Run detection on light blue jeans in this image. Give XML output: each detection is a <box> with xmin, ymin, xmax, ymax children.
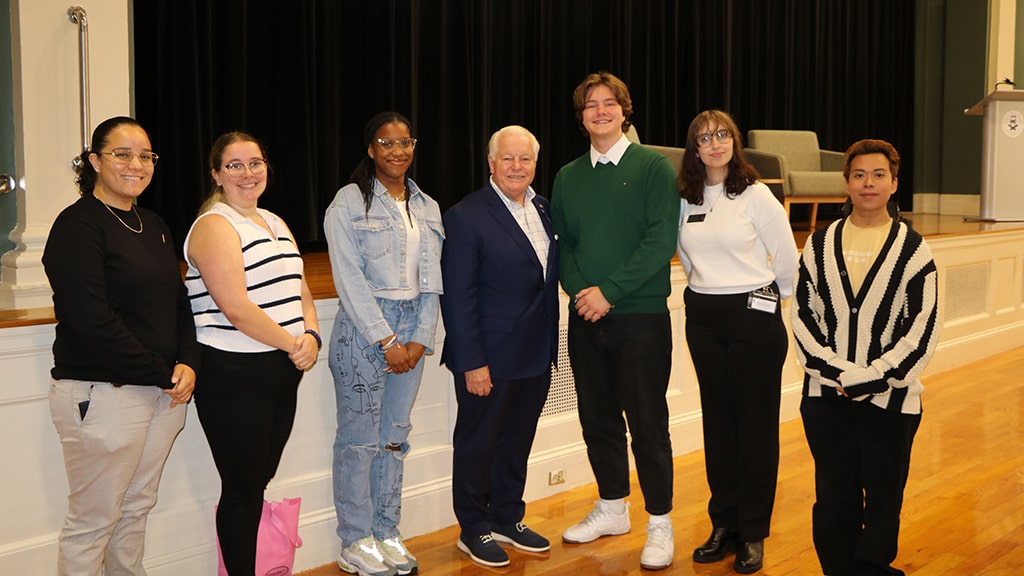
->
<box><xmin>330</xmin><ymin>297</ymin><xmax>425</xmax><ymax>545</ymax></box>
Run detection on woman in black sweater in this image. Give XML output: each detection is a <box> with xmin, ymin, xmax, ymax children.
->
<box><xmin>42</xmin><ymin>116</ymin><xmax>200</xmax><ymax>576</ymax></box>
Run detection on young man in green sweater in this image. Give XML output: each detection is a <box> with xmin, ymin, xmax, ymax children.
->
<box><xmin>551</xmin><ymin>71</ymin><xmax>681</xmax><ymax>571</ymax></box>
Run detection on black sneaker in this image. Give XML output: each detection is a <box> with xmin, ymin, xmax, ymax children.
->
<box><xmin>491</xmin><ymin>522</ymin><xmax>551</xmax><ymax>553</ymax></box>
<box><xmin>457</xmin><ymin>533</ymin><xmax>510</xmax><ymax>567</ymax></box>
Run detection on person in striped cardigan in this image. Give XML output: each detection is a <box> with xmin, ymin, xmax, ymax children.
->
<box><xmin>792</xmin><ymin>139</ymin><xmax>939</xmax><ymax>576</ymax></box>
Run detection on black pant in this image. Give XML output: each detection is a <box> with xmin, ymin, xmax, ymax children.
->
<box><xmin>195</xmin><ymin>345</ymin><xmax>303</xmax><ymax>576</ymax></box>
<box><xmin>801</xmin><ymin>395</ymin><xmax>920</xmax><ymax>576</ymax></box>
<box><xmin>568</xmin><ymin>312</ymin><xmax>674</xmax><ymax>515</ymax></box>
<box><xmin>451</xmin><ymin>369</ymin><xmax>551</xmax><ymax>537</ymax></box>
<box><xmin>684</xmin><ymin>287</ymin><xmax>787</xmax><ymax>541</ymax></box>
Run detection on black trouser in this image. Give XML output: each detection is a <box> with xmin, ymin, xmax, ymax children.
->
<box><xmin>195</xmin><ymin>345</ymin><xmax>302</xmax><ymax>576</ymax></box>
<box><xmin>568</xmin><ymin>312</ymin><xmax>674</xmax><ymax>515</ymax></box>
<box><xmin>684</xmin><ymin>287</ymin><xmax>787</xmax><ymax>542</ymax></box>
<box><xmin>801</xmin><ymin>395</ymin><xmax>920</xmax><ymax>576</ymax></box>
<box><xmin>451</xmin><ymin>369</ymin><xmax>551</xmax><ymax>537</ymax></box>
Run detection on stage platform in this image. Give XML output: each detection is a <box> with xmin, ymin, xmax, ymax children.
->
<box><xmin>3</xmin><ymin>213</ymin><xmax>1024</xmax><ymax>329</ymax></box>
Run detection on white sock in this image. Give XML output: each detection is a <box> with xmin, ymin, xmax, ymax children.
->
<box><xmin>648</xmin><ymin>513</ymin><xmax>672</xmax><ymax>526</ymax></box>
<box><xmin>599</xmin><ymin>498</ymin><xmax>626</xmax><ymax>514</ymax></box>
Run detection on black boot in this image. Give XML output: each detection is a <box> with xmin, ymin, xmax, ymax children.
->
<box><xmin>692</xmin><ymin>527</ymin><xmax>737</xmax><ymax>563</ymax></box>
<box><xmin>733</xmin><ymin>540</ymin><xmax>763</xmax><ymax>574</ymax></box>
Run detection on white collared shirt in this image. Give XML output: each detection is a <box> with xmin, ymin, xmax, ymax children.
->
<box><xmin>589</xmin><ymin>133</ymin><xmax>632</xmax><ymax>167</ymax></box>
<box><xmin>490</xmin><ymin>177</ymin><xmax>551</xmax><ymax>280</ymax></box>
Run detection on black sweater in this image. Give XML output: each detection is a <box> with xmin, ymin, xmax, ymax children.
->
<box><xmin>42</xmin><ymin>194</ymin><xmax>200</xmax><ymax>388</ymax></box>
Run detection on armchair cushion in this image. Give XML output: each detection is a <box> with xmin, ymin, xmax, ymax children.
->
<box><xmin>748</xmin><ymin>130</ymin><xmax>827</xmax><ymax>171</ymax></box>
<box><xmin>788</xmin><ymin>171</ymin><xmax>846</xmax><ymax>197</ymax></box>
<box><xmin>643</xmin><ymin>144</ymin><xmax>685</xmax><ymax>177</ymax></box>
<box><xmin>746</xmin><ymin>129</ymin><xmax>847</xmax><ymax>230</ymax></box>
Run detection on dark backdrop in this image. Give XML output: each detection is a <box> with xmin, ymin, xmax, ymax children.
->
<box><xmin>133</xmin><ymin>0</ymin><xmax>916</xmax><ymax>252</ymax></box>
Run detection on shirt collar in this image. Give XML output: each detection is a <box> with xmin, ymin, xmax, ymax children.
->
<box><xmin>490</xmin><ymin>176</ymin><xmax>536</xmax><ymax>208</ymax></box>
<box><xmin>589</xmin><ymin>133</ymin><xmax>631</xmax><ymax>167</ymax></box>
<box><xmin>372</xmin><ymin>177</ymin><xmax>419</xmax><ymax>198</ymax></box>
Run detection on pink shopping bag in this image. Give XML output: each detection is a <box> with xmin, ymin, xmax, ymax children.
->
<box><xmin>217</xmin><ymin>497</ymin><xmax>303</xmax><ymax>576</ymax></box>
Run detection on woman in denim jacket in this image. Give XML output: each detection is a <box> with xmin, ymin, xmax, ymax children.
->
<box><xmin>324</xmin><ymin>111</ymin><xmax>443</xmax><ymax>576</ymax></box>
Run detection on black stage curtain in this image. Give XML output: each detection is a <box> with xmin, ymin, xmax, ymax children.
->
<box><xmin>133</xmin><ymin>0</ymin><xmax>915</xmax><ymax>252</ymax></box>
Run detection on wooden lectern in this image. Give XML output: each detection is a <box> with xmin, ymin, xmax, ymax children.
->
<box><xmin>964</xmin><ymin>90</ymin><xmax>1024</xmax><ymax>221</ymax></box>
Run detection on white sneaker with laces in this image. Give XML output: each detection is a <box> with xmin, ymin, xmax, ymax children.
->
<box><xmin>377</xmin><ymin>536</ymin><xmax>418</xmax><ymax>575</ymax></box>
<box><xmin>640</xmin><ymin>520</ymin><xmax>674</xmax><ymax>570</ymax></box>
<box><xmin>562</xmin><ymin>500</ymin><xmax>631</xmax><ymax>543</ymax></box>
<box><xmin>338</xmin><ymin>536</ymin><xmax>397</xmax><ymax>576</ymax></box>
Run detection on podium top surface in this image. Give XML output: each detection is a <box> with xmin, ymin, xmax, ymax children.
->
<box><xmin>964</xmin><ymin>89</ymin><xmax>1024</xmax><ymax>116</ymax></box>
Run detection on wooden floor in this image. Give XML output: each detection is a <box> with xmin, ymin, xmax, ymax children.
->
<box><xmin>300</xmin><ymin>346</ymin><xmax>1024</xmax><ymax>575</ymax></box>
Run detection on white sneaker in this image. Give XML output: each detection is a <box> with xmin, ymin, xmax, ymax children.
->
<box><xmin>338</xmin><ymin>536</ymin><xmax>397</xmax><ymax>576</ymax></box>
<box><xmin>562</xmin><ymin>500</ymin><xmax>631</xmax><ymax>543</ymax></box>
<box><xmin>640</xmin><ymin>521</ymin><xmax>674</xmax><ymax>570</ymax></box>
<box><xmin>377</xmin><ymin>536</ymin><xmax>418</xmax><ymax>575</ymax></box>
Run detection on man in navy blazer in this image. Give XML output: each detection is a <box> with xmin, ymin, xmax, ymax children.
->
<box><xmin>440</xmin><ymin>126</ymin><xmax>559</xmax><ymax>568</ymax></box>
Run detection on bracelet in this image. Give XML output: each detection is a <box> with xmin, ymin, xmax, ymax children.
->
<box><xmin>304</xmin><ymin>329</ymin><xmax>322</xmax><ymax>350</ymax></box>
<box><xmin>380</xmin><ymin>334</ymin><xmax>399</xmax><ymax>352</ymax></box>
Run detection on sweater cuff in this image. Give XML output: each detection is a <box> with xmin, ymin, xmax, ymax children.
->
<box><xmin>841</xmin><ymin>366</ymin><xmax>889</xmax><ymax>396</ymax></box>
<box><xmin>599</xmin><ymin>282</ymin><xmax>623</xmax><ymax>307</ymax></box>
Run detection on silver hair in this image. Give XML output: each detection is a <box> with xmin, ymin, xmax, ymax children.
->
<box><xmin>487</xmin><ymin>125</ymin><xmax>540</xmax><ymax>159</ymax></box>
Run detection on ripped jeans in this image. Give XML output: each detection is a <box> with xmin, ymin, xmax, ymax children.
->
<box><xmin>330</xmin><ymin>297</ymin><xmax>425</xmax><ymax>545</ymax></box>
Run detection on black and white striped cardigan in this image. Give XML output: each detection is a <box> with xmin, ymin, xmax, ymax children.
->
<box><xmin>792</xmin><ymin>218</ymin><xmax>939</xmax><ymax>415</ymax></box>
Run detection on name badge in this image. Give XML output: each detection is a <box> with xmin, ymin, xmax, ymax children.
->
<box><xmin>687</xmin><ymin>213</ymin><xmax>707</xmax><ymax>223</ymax></box>
<box><xmin>747</xmin><ymin>285</ymin><xmax>779</xmax><ymax>314</ymax></box>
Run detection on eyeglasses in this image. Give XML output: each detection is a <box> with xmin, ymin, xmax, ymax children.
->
<box><xmin>696</xmin><ymin>129</ymin><xmax>732</xmax><ymax>148</ymax></box>
<box><xmin>223</xmin><ymin>159</ymin><xmax>268</xmax><ymax>177</ymax></box>
<box><xmin>98</xmin><ymin>148</ymin><xmax>159</xmax><ymax>167</ymax></box>
<box><xmin>375</xmin><ymin>138</ymin><xmax>417</xmax><ymax>151</ymax></box>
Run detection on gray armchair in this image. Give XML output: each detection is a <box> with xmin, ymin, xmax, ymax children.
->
<box><xmin>644</xmin><ymin>144</ymin><xmax>685</xmax><ymax>177</ymax></box>
<box><xmin>745</xmin><ymin>130</ymin><xmax>847</xmax><ymax>230</ymax></box>
<box><xmin>625</xmin><ymin>126</ymin><xmax>685</xmax><ymax>178</ymax></box>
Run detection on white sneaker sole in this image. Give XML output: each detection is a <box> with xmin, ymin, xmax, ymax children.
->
<box><xmin>638</xmin><ymin>557</ymin><xmax>671</xmax><ymax>569</ymax></box>
<box><xmin>561</xmin><ymin>525</ymin><xmax>630</xmax><ymax>544</ymax></box>
<box><xmin>490</xmin><ymin>531</ymin><xmax>551</xmax><ymax>553</ymax></box>
<box><xmin>456</xmin><ymin>538</ymin><xmax>511</xmax><ymax>567</ymax></box>
<box><xmin>337</xmin><ymin>556</ymin><xmax>396</xmax><ymax>576</ymax></box>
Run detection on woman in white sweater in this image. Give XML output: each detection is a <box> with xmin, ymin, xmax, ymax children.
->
<box><xmin>676</xmin><ymin>110</ymin><xmax>799</xmax><ymax>574</ymax></box>
<box><xmin>792</xmin><ymin>139</ymin><xmax>938</xmax><ymax>576</ymax></box>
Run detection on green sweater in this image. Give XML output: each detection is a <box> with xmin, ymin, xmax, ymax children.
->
<box><xmin>552</xmin><ymin>143</ymin><xmax>680</xmax><ymax>314</ymax></box>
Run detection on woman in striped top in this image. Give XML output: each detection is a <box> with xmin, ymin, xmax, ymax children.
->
<box><xmin>184</xmin><ymin>131</ymin><xmax>320</xmax><ymax>575</ymax></box>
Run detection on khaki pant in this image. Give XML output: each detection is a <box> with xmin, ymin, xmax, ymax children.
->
<box><xmin>49</xmin><ymin>379</ymin><xmax>186</xmax><ymax>576</ymax></box>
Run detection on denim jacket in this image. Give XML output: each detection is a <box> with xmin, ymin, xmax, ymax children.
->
<box><xmin>324</xmin><ymin>179</ymin><xmax>444</xmax><ymax>349</ymax></box>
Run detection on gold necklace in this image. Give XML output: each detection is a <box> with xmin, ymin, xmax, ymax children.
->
<box><xmin>97</xmin><ymin>197</ymin><xmax>144</xmax><ymax>234</ymax></box>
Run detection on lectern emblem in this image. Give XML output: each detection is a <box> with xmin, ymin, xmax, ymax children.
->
<box><xmin>1004</xmin><ymin>110</ymin><xmax>1021</xmax><ymax>138</ymax></box>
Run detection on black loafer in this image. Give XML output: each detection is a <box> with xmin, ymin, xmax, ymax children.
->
<box><xmin>692</xmin><ymin>527</ymin><xmax>738</xmax><ymax>563</ymax></box>
<box><xmin>733</xmin><ymin>540</ymin><xmax>763</xmax><ymax>574</ymax></box>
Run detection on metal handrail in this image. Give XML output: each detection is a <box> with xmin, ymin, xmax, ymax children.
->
<box><xmin>67</xmin><ymin>6</ymin><xmax>89</xmax><ymax>167</ymax></box>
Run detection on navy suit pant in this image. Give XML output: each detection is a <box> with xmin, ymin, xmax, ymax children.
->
<box><xmin>451</xmin><ymin>368</ymin><xmax>551</xmax><ymax>537</ymax></box>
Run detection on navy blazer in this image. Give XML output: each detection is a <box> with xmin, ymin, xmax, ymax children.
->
<box><xmin>440</xmin><ymin>183</ymin><xmax>559</xmax><ymax>380</ymax></box>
